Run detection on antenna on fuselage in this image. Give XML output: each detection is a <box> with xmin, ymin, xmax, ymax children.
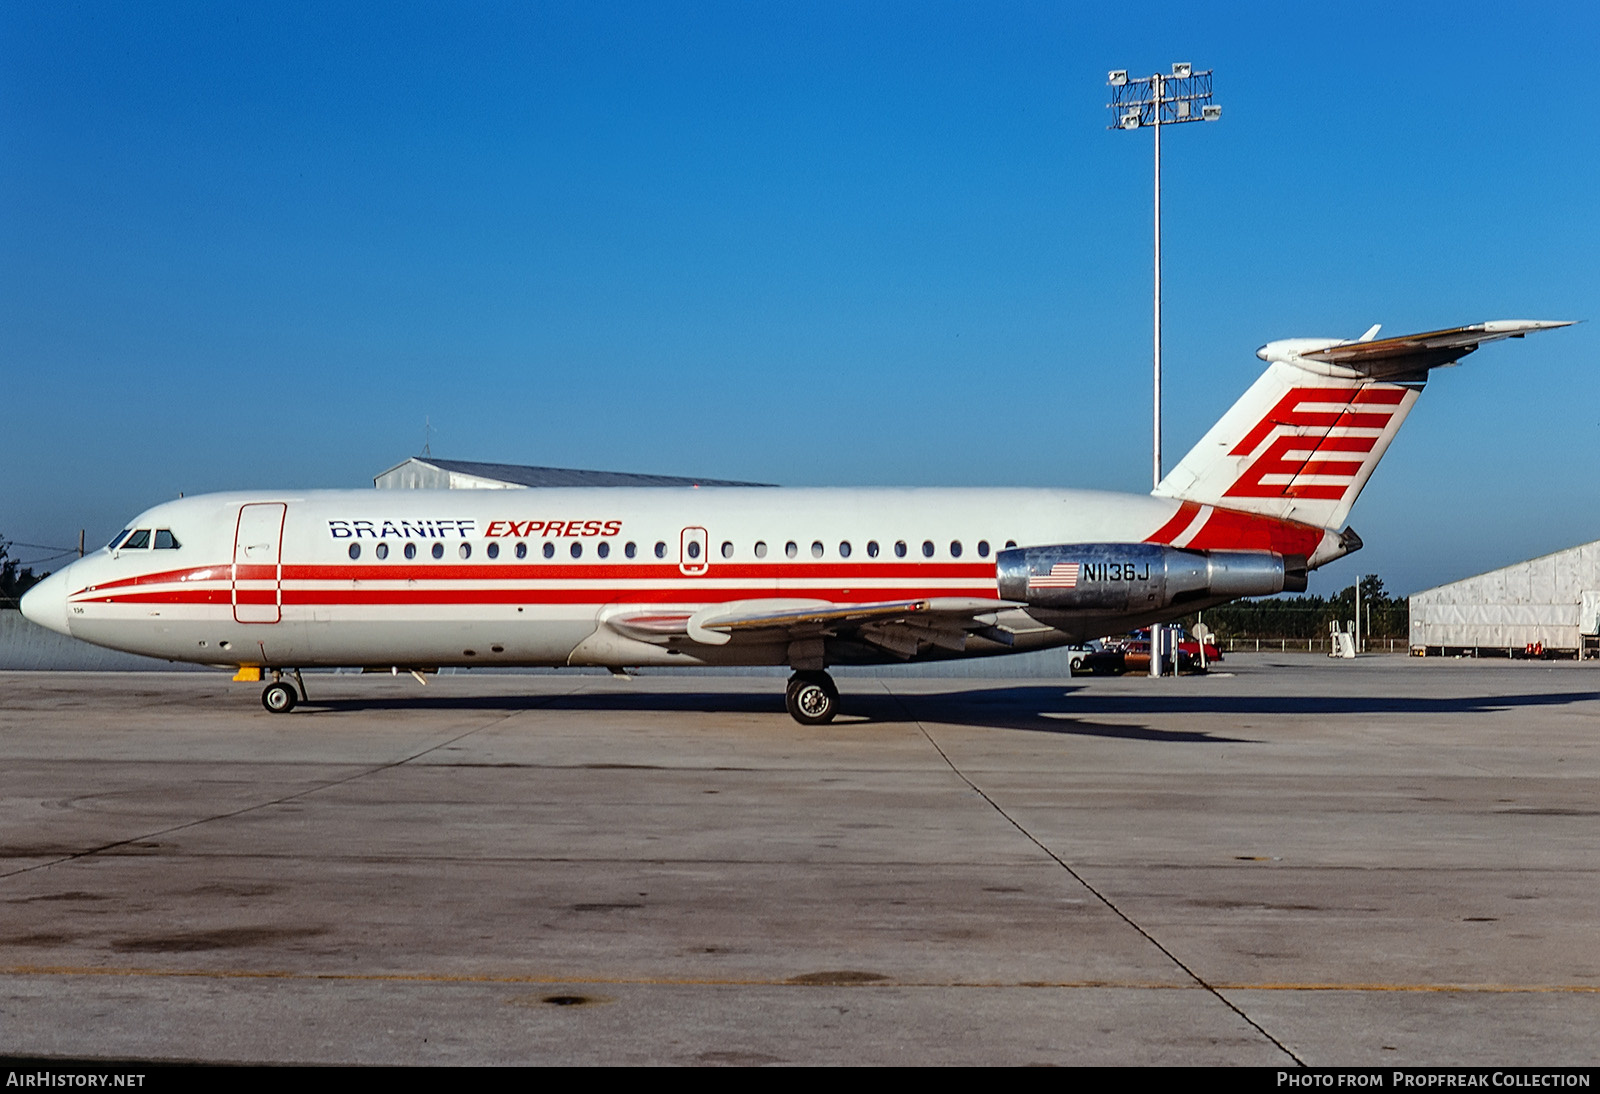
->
<box><xmin>422</xmin><ymin>416</ymin><xmax>433</xmax><ymax>457</ymax></box>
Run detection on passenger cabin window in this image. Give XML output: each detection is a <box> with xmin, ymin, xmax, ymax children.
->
<box><xmin>597</xmin><ymin>542</ymin><xmax>610</xmax><ymax>559</ymax></box>
<box><xmin>950</xmin><ymin>540</ymin><xmax>962</xmax><ymax>558</ymax></box>
<box><xmin>810</xmin><ymin>541</ymin><xmax>824</xmax><ymax>559</ymax></box>
<box><xmin>348</xmin><ymin>544</ymin><xmax>361</xmax><ymax>560</ymax></box>
<box><xmin>785</xmin><ymin>541</ymin><xmax>798</xmax><ymax>559</ymax></box>
<box><xmin>376</xmin><ymin>543</ymin><xmax>389</xmax><ymax>559</ymax></box>
<box><xmin>654</xmin><ymin>542</ymin><xmax>667</xmax><ymax>559</ymax></box>
<box><xmin>894</xmin><ymin>541</ymin><xmax>907</xmax><ymax>558</ymax></box>
<box><xmin>838</xmin><ymin>541</ymin><xmax>851</xmax><ymax>558</ymax></box>
<box><xmin>544</xmin><ymin>542</ymin><xmax>556</xmax><ymax>558</ymax></box>
<box><xmin>571</xmin><ymin>543</ymin><xmax>583</xmax><ymax>558</ymax></box>
<box><xmin>867</xmin><ymin>541</ymin><xmax>879</xmax><ymax>558</ymax></box>
<box><xmin>487</xmin><ymin>542</ymin><xmax>499</xmax><ymax>559</ymax></box>
<box><xmin>154</xmin><ymin>530</ymin><xmax>181</xmax><ymax>549</ymax></box>
<box><xmin>922</xmin><ymin>540</ymin><xmax>935</xmax><ymax>558</ymax></box>
<box><xmin>720</xmin><ymin>541</ymin><xmax>733</xmax><ymax>559</ymax></box>
<box><xmin>404</xmin><ymin>543</ymin><xmax>417</xmax><ymax>560</ymax></box>
<box><xmin>121</xmin><ymin>529</ymin><xmax>151</xmax><ymax>550</ymax></box>
<box><xmin>516</xmin><ymin>542</ymin><xmax>528</xmax><ymax>559</ymax></box>
<box><xmin>459</xmin><ymin>543</ymin><xmax>471</xmax><ymax>559</ymax></box>
<box><xmin>625</xmin><ymin>542</ymin><xmax>637</xmax><ymax>559</ymax></box>
<box><xmin>754</xmin><ymin>541</ymin><xmax>767</xmax><ymax>559</ymax></box>
<box><xmin>432</xmin><ymin>543</ymin><xmax>444</xmax><ymax>559</ymax></box>
<box><xmin>978</xmin><ymin>540</ymin><xmax>990</xmax><ymax>557</ymax></box>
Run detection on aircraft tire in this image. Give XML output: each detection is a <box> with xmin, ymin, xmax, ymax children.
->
<box><xmin>785</xmin><ymin>671</ymin><xmax>837</xmax><ymax>725</ymax></box>
<box><xmin>261</xmin><ymin>681</ymin><xmax>297</xmax><ymax>714</ymax></box>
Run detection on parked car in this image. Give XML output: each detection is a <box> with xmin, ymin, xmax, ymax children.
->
<box><xmin>1077</xmin><ymin>643</ymin><xmax>1134</xmax><ymax>675</ymax></box>
<box><xmin>1078</xmin><ymin>630</ymin><xmax>1215</xmax><ymax>675</ymax></box>
<box><xmin>1065</xmin><ymin>641</ymin><xmax>1103</xmax><ymax>673</ymax></box>
<box><xmin>1130</xmin><ymin>627</ymin><xmax>1222</xmax><ymax>664</ymax></box>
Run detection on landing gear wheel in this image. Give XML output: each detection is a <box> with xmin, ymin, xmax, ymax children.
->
<box><xmin>785</xmin><ymin>671</ymin><xmax>838</xmax><ymax>725</ymax></box>
<box><xmin>261</xmin><ymin>681</ymin><xmax>297</xmax><ymax>713</ymax></box>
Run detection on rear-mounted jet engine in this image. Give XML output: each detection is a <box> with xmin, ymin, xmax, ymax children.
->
<box><xmin>996</xmin><ymin>543</ymin><xmax>1307</xmax><ymax>613</ymax></box>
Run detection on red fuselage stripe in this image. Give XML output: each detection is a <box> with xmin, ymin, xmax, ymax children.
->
<box><xmin>82</xmin><ymin>559</ymin><xmax>997</xmax><ymax>594</ymax></box>
<box><xmin>1142</xmin><ymin>501</ymin><xmax>1201</xmax><ymax>545</ymax></box>
<box><xmin>88</xmin><ymin>585</ymin><xmax>1000</xmax><ymax>607</ymax></box>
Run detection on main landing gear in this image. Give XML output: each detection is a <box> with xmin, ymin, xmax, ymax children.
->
<box><xmin>262</xmin><ymin>682</ymin><xmax>296</xmax><ymax>713</ymax></box>
<box><xmin>785</xmin><ymin>670</ymin><xmax>838</xmax><ymax>725</ymax></box>
<box><xmin>260</xmin><ymin>669</ymin><xmax>307</xmax><ymax>714</ymax></box>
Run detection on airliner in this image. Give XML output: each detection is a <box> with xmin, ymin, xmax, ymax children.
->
<box><xmin>22</xmin><ymin>320</ymin><xmax>1569</xmax><ymax>722</ymax></box>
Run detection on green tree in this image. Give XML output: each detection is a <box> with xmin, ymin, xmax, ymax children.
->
<box><xmin>0</xmin><ymin>537</ymin><xmax>50</xmax><ymax>609</ymax></box>
<box><xmin>1180</xmin><ymin>575</ymin><xmax>1408</xmax><ymax>641</ymax></box>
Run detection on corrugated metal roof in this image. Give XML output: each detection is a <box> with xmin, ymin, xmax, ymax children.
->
<box><xmin>380</xmin><ymin>457</ymin><xmax>774</xmax><ymax>488</ymax></box>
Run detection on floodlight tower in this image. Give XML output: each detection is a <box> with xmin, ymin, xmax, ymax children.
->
<box><xmin>1107</xmin><ymin>64</ymin><xmax>1220</xmax><ymax>490</ymax></box>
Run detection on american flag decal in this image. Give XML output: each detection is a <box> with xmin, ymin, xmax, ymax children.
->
<box><xmin>1029</xmin><ymin>562</ymin><xmax>1081</xmax><ymax>589</ymax></box>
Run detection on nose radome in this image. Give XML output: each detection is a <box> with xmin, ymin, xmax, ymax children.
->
<box><xmin>20</xmin><ymin>569</ymin><xmax>71</xmax><ymax>637</ymax></box>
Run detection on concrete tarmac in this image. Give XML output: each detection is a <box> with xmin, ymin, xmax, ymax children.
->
<box><xmin>1</xmin><ymin>658</ymin><xmax>1597</xmax><ymax>1066</ymax></box>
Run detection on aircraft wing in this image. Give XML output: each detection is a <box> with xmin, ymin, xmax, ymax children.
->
<box><xmin>608</xmin><ymin>597</ymin><xmax>1021</xmax><ymax>659</ymax></box>
<box><xmin>1301</xmin><ymin>320</ymin><xmax>1573</xmax><ymax>379</ymax></box>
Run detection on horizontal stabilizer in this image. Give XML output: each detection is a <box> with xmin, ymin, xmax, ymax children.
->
<box><xmin>1260</xmin><ymin>320</ymin><xmax>1574</xmax><ymax>382</ymax></box>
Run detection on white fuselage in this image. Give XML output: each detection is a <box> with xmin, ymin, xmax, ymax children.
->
<box><xmin>24</xmin><ymin>486</ymin><xmax>1282</xmax><ymax>670</ymax></box>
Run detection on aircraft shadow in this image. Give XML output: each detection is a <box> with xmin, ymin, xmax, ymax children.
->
<box><xmin>299</xmin><ymin>682</ymin><xmax>1600</xmax><ymax>745</ymax></box>
<box><xmin>308</xmin><ymin>690</ymin><xmax>784</xmax><ymax>716</ymax></box>
<box><xmin>849</xmin><ymin>684</ymin><xmax>1600</xmax><ymax>742</ymax></box>
<box><xmin>301</xmin><ymin>684</ymin><xmax>1240</xmax><ymax>744</ymax></box>
<box><xmin>848</xmin><ymin>688</ymin><xmax>1248</xmax><ymax>742</ymax></box>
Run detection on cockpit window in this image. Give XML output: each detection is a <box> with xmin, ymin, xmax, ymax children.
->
<box><xmin>107</xmin><ymin>529</ymin><xmax>131</xmax><ymax>550</ymax></box>
<box><xmin>121</xmin><ymin>529</ymin><xmax>151</xmax><ymax>550</ymax></box>
<box><xmin>154</xmin><ymin>530</ymin><xmax>181</xmax><ymax>549</ymax></box>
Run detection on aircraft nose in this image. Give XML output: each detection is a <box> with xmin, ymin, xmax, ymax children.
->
<box><xmin>20</xmin><ymin>568</ymin><xmax>72</xmax><ymax>637</ymax></box>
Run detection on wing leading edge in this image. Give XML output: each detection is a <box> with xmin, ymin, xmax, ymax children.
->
<box><xmin>607</xmin><ymin>596</ymin><xmax>1021</xmax><ymax>662</ymax></box>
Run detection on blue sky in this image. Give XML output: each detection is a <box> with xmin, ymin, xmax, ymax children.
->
<box><xmin>3</xmin><ymin>1</ymin><xmax>1595</xmax><ymax>595</ymax></box>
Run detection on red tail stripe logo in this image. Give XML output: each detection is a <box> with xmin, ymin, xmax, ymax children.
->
<box><xmin>1225</xmin><ymin>435</ymin><xmax>1378</xmax><ymax>500</ymax></box>
<box><xmin>1229</xmin><ymin>386</ymin><xmax>1405</xmax><ymax>458</ymax></box>
<box><xmin>1225</xmin><ymin>385</ymin><xmax>1407</xmax><ymax>502</ymax></box>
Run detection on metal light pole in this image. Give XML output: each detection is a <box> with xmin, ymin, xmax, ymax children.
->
<box><xmin>1355</xmin><ymin>575</ymin><xmax>1363</xmax><ymax>655</ymax></box>
<box><xmin>1107</xmin><ymin>64</ymin><xmax>1220</xmax><ymax>490</ymax></box>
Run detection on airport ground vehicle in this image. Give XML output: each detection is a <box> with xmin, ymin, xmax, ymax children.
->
<box><xmin>22</xmin><ymin>321</ymin><xmax>1569</xmax><ymax>722</ymax></box>
<box><xmin>1080</xmin><ymin>635</ymin><xmax>1203</xmax><ymax>676</ymax></box>
<box><xmin>1127</xmin><ymin>627</ymin><xmax>1221</xmax><ymax>663</ymax></box>
<box><xmin>1066</xmin><ymin>642</ymin><xmax>1102</xmax><ymax>673</ymax></box>
<box><xmin>1077</xmin><ymin>631</ymin><xmax>1212</xmax><ymax>675</ymax></box>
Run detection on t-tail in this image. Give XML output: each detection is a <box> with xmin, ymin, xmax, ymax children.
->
<box><xmin>1153</xmin><ymin>320</ymin><xmax>1573</xmax><ymax>562</ymax></box>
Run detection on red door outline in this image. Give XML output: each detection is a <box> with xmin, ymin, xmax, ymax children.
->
<box><xmin>233</xmin><ymin>503</ymin><xmax>286</xmax><ymax>624</ymax></box>
<box><xmin>679</xmin><ymin>526</ymin><xmax>708</xmax><ymax>576</ymax></box>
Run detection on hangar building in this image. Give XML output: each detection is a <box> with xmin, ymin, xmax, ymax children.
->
<box><xmin>374</xmin><ymin>456</ymin><xmax>772</xmax><ymax>490</ymax></box>
<box><xmin>1409</xmin><ymin>540</ymin><xmax>1600</xmax><ymax>659</ymax></box>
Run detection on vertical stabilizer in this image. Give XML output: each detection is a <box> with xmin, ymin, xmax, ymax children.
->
<box><xmin>1153</xmin><ymin>319</ymin><xmax>1571</xmax><ymax>531</ymax></box>
<box><xmin>1153</xmin><ymin>362</ymin><xmax>1420</xmax><ymax>531</ymax></box>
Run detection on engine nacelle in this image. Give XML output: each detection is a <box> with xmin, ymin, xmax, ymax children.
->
<box><xmin>996</xmin><ymin>543</ymin><xmax>1307</xmax><ymax>612</ymax></box>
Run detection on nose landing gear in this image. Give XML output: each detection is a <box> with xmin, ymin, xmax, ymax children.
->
<box><xmin>785</xmin><ymin>670</ymin><xmax>838</xmax><ymax>725</ymax></box>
